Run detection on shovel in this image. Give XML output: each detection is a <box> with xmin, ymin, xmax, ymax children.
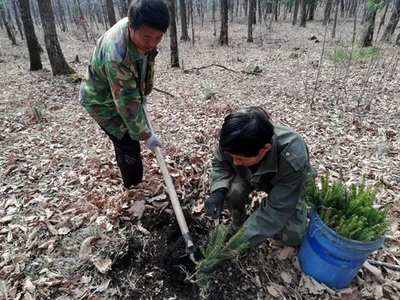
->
<box><xmin>143</xmin><ymin>106</ymin><xmax>196</xmax><ymax>255</ymax></box>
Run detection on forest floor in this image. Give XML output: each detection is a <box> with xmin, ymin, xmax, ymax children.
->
<box><xmin>0</xmin><ymin>14</ymin><xmax>400</xmax><ymax>300</ymax></box>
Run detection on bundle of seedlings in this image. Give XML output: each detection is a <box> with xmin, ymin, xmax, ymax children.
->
<box><xmin>305</xmin><ymin>175</ymin><xmax>388</xmax><ymax>241</ymax></box>
<box><xmin>193</xmin><ymin>224</ymin><xmax>249</xmax><ymax>291</ymax></box>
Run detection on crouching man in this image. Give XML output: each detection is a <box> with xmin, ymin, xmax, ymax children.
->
<box><xmin>204</xmin><ymin>107</ymin><xmax>315</xmax><ymax>271</ymax></box>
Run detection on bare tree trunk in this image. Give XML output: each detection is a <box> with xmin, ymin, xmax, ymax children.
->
<box><xmin>381</xmin><ymin>0</ymin><xmax>400</xmax><ymax>41</ymax></box>
<box><xmin>189</xmin><ymin>0</ymin><xmax>195</xmax><ymax>44</ymax></box>
<box><xmin>229</xmin><ymin>0</ymin><xmax>234</xmax><ymax>21</ymax></box>
<box><xmin>361</xmin><ymin>5</ymin><xmax>377</xmax><ymax>47</ymax></box>
<box><xmin>12</xmin><ymin>0</ymin><xmax>24</xmax><ymax>39</ymax></box>
<box><xmin>37</xmin><ymin>0</ymin><xmax>74</xmax><ymax>75</ymax></box>
<box><xmin>300</xmin><ymin>0</ymin><xmax>307</xmax><ymax>26</ymax></box>
<box><xmin>179</xmin><ymin>0</ymin><xmax>190</xmax><ymax>40</ymax></box>
<box><xmin>378</xmin><ymin>0</ymin><xmax>389</xmax><ymax>34</ymax></box>
<box><xmin>220</xmin><ymin>0</ymin><xmax>229</xmax><ymax>45</ymax></box>
<box><xmin>212</xmin><ymin>0</ymin><xmax>216</xmax><ymax>36</ymax></box>
<box><xmin>167</xmin><ymin>0</ymin><xmax>179</xmax><ymax>67</ymax></box>
<box><xmin>292</xmin><ymin>0</ymin><xmax>299</xmax><ymax>25</ymax></box>
<box><xmin>274</xmin><ymin>0</ymin><xmax>278</xmax><ymax>21</ymax></box>
<box><xmin>323</xmin><ymin>0</ymin><xmax>333</xmax><ymax>25</ymax></box>
<box><xmin>0</xmin><ymin>6</ymin><xmax>16</xmax><ymax>44</ymax></box>
<box><xmin>107</xmin><ymin>0</ymin><xmax>116</xmax><ymax>27</ymax></box>
<box><xmin>332</xmin><ymin>0</ymin><xmax>339</xmax><ymax>38</ymax></box>
<box><xmin>247</xmin><ymin>0</ymin><xmax>255</xmax><ymax>42</ymax></box>
<box><xmin>0</xmin><ymin>11</ymin><xmax>4</xmax><ymax>30</ymax></box>
<box><xmin>308</xmin><ymin>0</ymin><xmax>316</xmax><ymax>20</ymax></box>
<box><xmin>235</xmin><ymin>0</ymin><xmax>239</xmax><ymax>16</ymax></box>
<box><xmin>18</xmin><ymin>0</ymin><xmax>42</xmax><ymax>70</ymax></box>
<box><xmin>99</xmin><ymin>0</ymin><xmax>109</xmax><ymax>30</ymax></box>
<box><xmin>56</xmin><ymin>0</ymin><xmax>67</xmax><ymax>32</ymax></box>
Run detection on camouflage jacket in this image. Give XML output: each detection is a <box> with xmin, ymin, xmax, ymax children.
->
<box><xmin>79</xmin><ymin>18</ymin><xmax>157</xmax><ymax>140</ymax></box>
<box><xmin>210</xmin><ymin>125</ymin><xmax>315</xmax><ymax>246</ymax></box>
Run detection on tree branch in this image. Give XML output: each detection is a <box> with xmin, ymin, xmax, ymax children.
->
<box><xmin>367</xmin><ymin>259</ymin><xmax>400</xmax><ymax>272</ymax></box>
<box><xmin>153</xmin><ymin>88</ymin><xmax>175</xmax><ymax>98</ymax></box>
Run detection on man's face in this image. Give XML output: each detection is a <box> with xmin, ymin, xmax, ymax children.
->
<box><xmin>227</xmin><ymin>144</ymin><xmax>272</xmax><ymax>167</ymax></box>
<box><xmin>129</xmin><ymin>24</ymin><xmax>164</xmax><ymax>55</ymax></box>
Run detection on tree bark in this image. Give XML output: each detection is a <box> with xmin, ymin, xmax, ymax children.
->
<box><xmin>179</xmin><ymin>0</ymin><xmax>190</xmax><ymax>40</ymax></box>
<box><xmin>18</xmin><ymin>0</ymin><xmax>42</xmax><ymax>70</ymax></box>
<box><xmin>247</xmin><ymin>0</ymin><xmax>256</xmax><ymax>42</ymax></box>
<box><xmin>0</xmin><ymin>6</ymin><xmax>17</xmax><ymax>44</ymax></box>
<box><xmin>381</xmin><ymin>0</ymin><xmax>400</xmax><ymax>41</ymax></box>
<box><xmin>332</xmin><ymin>0</ymin><xmax>339</xmax><ymax>38</ymax></box>
<box><xmin>219</xmin><ymin>0</ymin><xmax>229</xmax><ymax>45</ymax></box>
<box><xmin>56</xmin><ymin>0</ymin><xmax>67</xmax><ymax>32</ymax></box>
<box><xmin>12</xmin><ymin>0</ymin><xmax>24</xmax><ymax>39</ymax></box>
<box><xmin>323</xmin><ymin>0</ymin><xmax>333</xmax><ymax>25</ymax></box>
<box><xmin>167</xmin><ymin>0</ymin><xmax>179</xmax><ymax>67</ymax></box>
<box><xmin>106</xmin><ymin>0</ymin><xmax>116</xmax><ymax>27</ymax></box>
<box><xmin>300</xmin><ymin>0</ymin><xmax>307</xmax><ymax>26</ymax></box>
<box><xmin>292</xmin><ymin>0</ymin><xmax>299</xmax><ymax>25</ymax></box>
<box><xmin>37</xmin><ymin>0</ymin><xmax>74</xmax><ymax>75</ymax></box>
<box><xmin>361</xmin><ymin>5</ymin><xmax>377</xmax><ymax>47</ymax></box>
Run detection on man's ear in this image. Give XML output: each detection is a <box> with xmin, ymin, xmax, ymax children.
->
<box><xmin>260</xmin><ymin>143</ymin><xmax>272</xmax><ymax>155</ymax></box>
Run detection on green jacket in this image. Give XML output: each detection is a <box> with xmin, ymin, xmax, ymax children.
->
<box><xmin>210</xmin><ymin>125</ymin><xmax>314</xmax><ymax>247</ymax></box>
<box><xmin>79</xmin><ymin>18</ymin><xmax>157</xmax><ymax>141</ymax></box>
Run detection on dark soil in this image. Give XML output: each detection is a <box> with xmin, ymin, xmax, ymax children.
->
<box><xmin>110</xmin><ymin>210</ymin><xmax>263</xmax><ymax>300</ymax></box>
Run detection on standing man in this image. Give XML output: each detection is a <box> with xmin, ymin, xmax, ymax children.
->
<box><xmin>79</xmin><ymin>0</ymin><xmax>169</xmax><ymax>188</ymax></box>
<box><xmin>204</xmin><ymin>107</ymin><xmax>315</xmax><ymax>260</ymax></box>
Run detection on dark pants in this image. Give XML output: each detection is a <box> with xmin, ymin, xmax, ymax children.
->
<box><xmin>101</xmin><ymin>127</ymin><xmax>143</xmax><ymax>188</ymax></box>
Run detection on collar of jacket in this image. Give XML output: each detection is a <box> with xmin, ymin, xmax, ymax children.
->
<box><xmin>126</xmin><ymin>33</ymin><xmax>158</xmax><ymax>62</ymax></box>
<box><xmin>253</xmin><ymin>136</ymin><xmax>279</xmax><ymax>175</ymax></box>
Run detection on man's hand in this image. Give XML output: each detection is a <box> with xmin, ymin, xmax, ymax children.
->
<box><xmin>204</xmin><ymin>188</ymin><xmax>227</xmax><ymax>218</ymax></box>
<box><xmin>145</xmin><ymin>134</ymin><xmax>161</xmax><ymax>152</ymax></box>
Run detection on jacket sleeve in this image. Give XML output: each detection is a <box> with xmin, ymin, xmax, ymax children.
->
<box><xmin>105</xmin><ymin>60</ymin><xmax>151</xmax><ymax>141</ymax></box>
<box><xmin>242</xmin><ymin>165</ymin><xmax>308</xmax><ymax>248</ymax></box>
<box><xmin>210</xmin><ymin>144</ymin><xmax>236</xmax><ymax>192</ymax></box>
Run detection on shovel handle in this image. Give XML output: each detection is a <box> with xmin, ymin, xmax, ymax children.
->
<box><xmin>143</xmin><ymin>106</ymin><xmax>195</xmax><ymax>253</ymax></box>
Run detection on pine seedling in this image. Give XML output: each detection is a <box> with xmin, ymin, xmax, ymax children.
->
<box><xmin>193</xmin><ymin>224</ymin><xmax>249</xmax><ymax>293</ymax></box>
<box><xmin>305</xmin><ymin>174</ymin><xmax>388</xmax><ymax>241</ymax></box>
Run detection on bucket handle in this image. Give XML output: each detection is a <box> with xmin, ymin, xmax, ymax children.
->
<box><xmin>309</xmin><ymin>216</ymin><xmax>322</xmax><ymax>238</ymax></box>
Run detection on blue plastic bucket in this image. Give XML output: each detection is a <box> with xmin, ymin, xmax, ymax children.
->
<box><xmin>298</xmin><ymin>209</ymin><xmax>385</xmax><ymax>289</ymax></box>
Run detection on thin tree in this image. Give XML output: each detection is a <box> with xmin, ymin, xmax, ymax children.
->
<box><xmin>247</xmin><ymin>0</ymin><xmax>256</xmax><ymax>42</ymax></box>
<box><xmin>18</xmin><ymin>0</ymin><xmax>42</xmax><ymax>70</ymax></box>
<box><xmin>220</xmin><ymin>0</ymin><xmax>229</xmax><ymax>45</ymax></box>
<box><xmin>12</xmin><ymin>0</ymin><xmax>23</xmax><ymax>39</ymax></box>
<box><xmin>300</xmin><ymin>0</ymin><xmax>307</xmax><ymax>26</ymax></box>
<box><xmin>377</xmin><ymin>0</ymin><xmax>389</xmax><ymax>33</ymax></box>
<box><xmin>292</xmin><ymin>0</ymin><xmax>299</xmax><ymax>25</ymax></box>
<box><xmin>361</xmin><ymin>0</ymin><xmax>384</xmax><ymax>47</ymax></box>
<box><xmin>0</xmin><ymin>2</ymin><xmax>16</xmax><ymax>44</ymax></box>
<box><xmin>332</xmin><ymin>0</ymin><xmax>339</xmax><ymax>38</ymax></box>
<box><xmin>37</xmin><ymin>0</ymin><xmax>74</xmax><ymax>75</ymax></box>
<box><xmin>381</xmin><ymin>0</ymin><xmax>400</xmax><ymax>41</ymax></box>
<box><xmin>167</xmin><ymin>0</ymin><xmax>179</xmax><ymax>67</ymax></box>
<box><xmin>56</xmin><ymin>0</ymin><xmax>67</xmax><ymax>32</ymax></box>
<box><xmin>179</xmin><ymin>0</ymin><xmax>190</xmax><ymax>40</ymax></box>
<box><xmin>323</xmin><ymin>0</ymin><xmax>333</xmax><ymax>25</ymax></box>
<box><xmin>107</xmin><ymin>0</ymin><xmax>116</xmax><ymax>27</ymax></box>
<box><xmin>212</xmin><ymin>0</ymin><xmax>216</xmax><ymax>36</ymax></box>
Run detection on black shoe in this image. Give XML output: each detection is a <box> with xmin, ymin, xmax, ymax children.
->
<box><xmin>200</xmin><ymin>260</ymin><xmax>228</xmax><ymax>274</ymax></box>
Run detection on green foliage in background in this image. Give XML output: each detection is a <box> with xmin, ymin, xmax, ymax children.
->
<box><xmin>194</xmin><ymin>224</ymin><xmax>249</xmax><ymax>292</ymax></box>
<box><xmin>305</xmin><ymin>175</ymin><xmax>388</xmax><ymax>241</ymax></box>
<box><xmin>327</xmin><ymin>46</ymin><xmax>381</xmax><ymax>64</ymax></box>
<box><xmin>366</xmin><ymin>0</ymin><xmax>385</xmax><ymax>12</ymax></box>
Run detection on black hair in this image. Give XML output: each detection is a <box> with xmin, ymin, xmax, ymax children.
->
<box><xmin>219</xmin><ymin>106</ymin><xmax>274</xmax><ymax>157</ymax></box>
<box><xmin>128</xmin><ymin>0</ymin><xmax>169</xmax><ymax>33</ymax></box>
